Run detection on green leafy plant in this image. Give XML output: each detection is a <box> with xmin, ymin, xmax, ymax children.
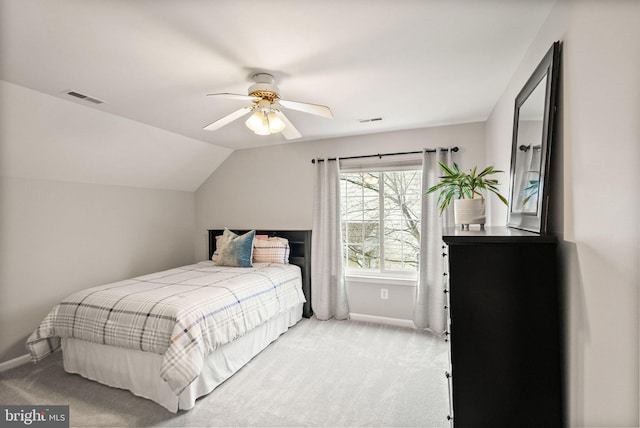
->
<box><xmin>521</xmin><ymin>178</ymin><xmax>540</xmax><ymax>206</ymax></box>
<box><xmin>426</xmin><ymin>162</ymin><xmax>508</xmax><ymax>214</ymax></box>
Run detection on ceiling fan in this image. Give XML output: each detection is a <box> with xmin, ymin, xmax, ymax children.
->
<box><xmin>203</xmin><ymin>73</ymin><xmax>333</xmax><ymax>139</ymax></box>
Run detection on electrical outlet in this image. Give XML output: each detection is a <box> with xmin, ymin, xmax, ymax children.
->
<box><xmin>380</xmin><ymin>288</ymin><xmax>389</xmax><ymax>300</ymax></box>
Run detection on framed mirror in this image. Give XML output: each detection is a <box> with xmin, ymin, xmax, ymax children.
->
<box><xmin>507</xmin><ymin>41</ymin><xmax>560</xmax><ymax>234</ymax></box>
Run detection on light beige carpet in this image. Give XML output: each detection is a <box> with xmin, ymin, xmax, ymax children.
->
<box><xmin>0</xmin><ymin>318</ymin><xmax>450</xmax><ymax>427</ymax></box>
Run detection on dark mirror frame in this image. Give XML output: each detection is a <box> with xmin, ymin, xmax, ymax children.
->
<box><xmin>507</xmin><ymin>41</ymin><xmax>561</xmax><ymax>234</ymax></box>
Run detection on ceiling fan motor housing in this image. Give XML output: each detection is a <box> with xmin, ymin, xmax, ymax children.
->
<box><xmin>248</xmin><ymin>73</ymin><xmax>279</xmax><ymax>101</ymax></box>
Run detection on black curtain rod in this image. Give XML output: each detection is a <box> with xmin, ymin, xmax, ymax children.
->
<box><xmin>311</xmin><ymin>146</ymin><xmax>459</xmax><ymax>164</ymax></box>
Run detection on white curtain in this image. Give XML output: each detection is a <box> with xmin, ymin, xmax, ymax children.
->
<box><xmin>413</xmin><ymin>148</ymin><xmax>454</xmax><ymax>333</ymax></box>
<box><xmin>311</xmin><ymin>159</ymin><xmax>350</xmax><ymax>320</ymax></box>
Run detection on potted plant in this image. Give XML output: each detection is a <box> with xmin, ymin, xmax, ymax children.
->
<box><xmin>426</xmin><ymin>162</ymin><xmax>508</xmax><ymax>229</ymax></box>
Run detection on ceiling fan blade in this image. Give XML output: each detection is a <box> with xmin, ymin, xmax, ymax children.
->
<box><xmin>274</xmin><ymin>110</ymin><xmax>302</xmax><ymax>140</ymax></box>
<box><xmin>206</xmin><ymin>93</ymin><xmax>260</xmax><ymax>102</ymax></box>
<box><xmin>278</xmin><ymin>99</ymin><xmax>333</xmax><ymax>119</ymax></box>
<box><xmin>203</xmin><ymin>106</ymin><xmax>253</xmax><ymax>131</ymax></box>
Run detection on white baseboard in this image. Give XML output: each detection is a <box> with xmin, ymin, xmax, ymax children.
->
<box><xmin>349</xmin><ymin>313</ymin><xmax>416</xmax><ymax>329</ymax></box>
<box><xmin>0</xmin><ymin>354</ymin><xmax>30</xmax><ymax>372</ymax></box>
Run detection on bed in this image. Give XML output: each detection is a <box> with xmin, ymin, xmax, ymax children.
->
<box><xmin>26</xmin><ymin>229</ymin><xmax>312</xmax><ymax>412</ymax></box>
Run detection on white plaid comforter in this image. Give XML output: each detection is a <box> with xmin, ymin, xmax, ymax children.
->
<box><xmin>26</xmin><ymin>261</ymin><xmax>305</xmax><ymax>395</ymax></box>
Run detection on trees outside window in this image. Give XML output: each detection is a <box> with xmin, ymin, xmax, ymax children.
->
<box><xmin>341</xmin><ymin>168</ymin><xmax>422</xmax><ymax>275</ymax></box>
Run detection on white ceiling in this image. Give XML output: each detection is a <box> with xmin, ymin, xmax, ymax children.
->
<box><xmin>0</xmin><ymin>0</ymin><xmax>556</xmax><ymax>152</ymax></box>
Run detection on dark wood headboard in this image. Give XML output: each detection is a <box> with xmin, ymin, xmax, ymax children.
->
<box><xmin>208</xmin><ymin>229</ymin><xmax>312</xmax><ymax>318</ymax></box>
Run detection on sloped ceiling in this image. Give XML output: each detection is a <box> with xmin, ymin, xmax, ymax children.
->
<box><xmin>0</xmin><ymin>80</ymin><xmax>232</xmax><ymax>192</ymax></box>
<box><xmin>0</xmin><ymin>0</ymin><xmax>555</xmax><ymax>191</ymax></box>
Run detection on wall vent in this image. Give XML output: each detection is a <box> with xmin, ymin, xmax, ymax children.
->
<box><xmin>358</xmin><ymin>117</ymin><xmax>383</xmax><ymax>123</ymax></box>
<box><xmin>64</xmin><ymin>90</ymin><xmax>104</xmax><ymax>104</ymax></box>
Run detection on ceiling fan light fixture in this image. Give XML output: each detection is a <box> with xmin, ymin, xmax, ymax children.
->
<box><xmin>254</xmin><ymin>114</ymin><xmax>272</xmax><ymax>135</ymax></box>
<box><xmin>267</xmin><ymin>111</ymin><xmax>286</xmax><ymax>133</ymax></box>
<box><xmin>245</xmin><ymin>110</ymin><xmax>264</xmax><ymax>132</ymax></box>
<box><xmin>246</xmin><ymin>108</ymin><xmax>286</xmax><ymax>135</ymax></box>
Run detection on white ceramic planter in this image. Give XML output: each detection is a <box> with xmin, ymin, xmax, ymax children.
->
<box><xmin>454</xmin><ymin>198</ymin><xmax>486</xmax><ymax>229</ymax></box>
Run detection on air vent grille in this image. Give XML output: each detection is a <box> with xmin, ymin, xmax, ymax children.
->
<box><xmin>65</xmin><ymin>90</ymin><xmax>104</xmax><ymax>104</ymax></box>
<box><xmin>358</xmin><ymin>117</ymin><xmax>382</xmax><ymax>123</ymax></box>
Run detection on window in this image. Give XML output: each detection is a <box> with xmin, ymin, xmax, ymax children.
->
<box><xmin>340</xmin><ymin>167</ymin><xmax>422</xmax><ymax>277</ymax></box>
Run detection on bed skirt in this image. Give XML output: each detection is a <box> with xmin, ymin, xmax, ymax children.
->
<box><xmin>62</xmin><ymin>303</ymin><xmax>304</xmax><ymax>412</ymax></box>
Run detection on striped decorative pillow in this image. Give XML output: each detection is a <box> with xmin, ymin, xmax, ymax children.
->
<box><xmin>253</xmin><ymin>237</ymin><xmax>290</xmax><ymax>264</ymax></box>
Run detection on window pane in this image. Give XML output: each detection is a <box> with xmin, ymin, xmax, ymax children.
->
<box><xmin>341</xmin><ymin>168</ymin><xmax>421</xmax><ymax>275</ymax></box>
<box><xmin>345</xmin><ymin>244</ymin><xmax>362</xmax><ymax>268</ymax></box>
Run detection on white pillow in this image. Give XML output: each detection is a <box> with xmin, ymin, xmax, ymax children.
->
<box><xmin>252</xmin><ymin>237</ymin><xmax>290</xmax><ymax>264</ymax></box>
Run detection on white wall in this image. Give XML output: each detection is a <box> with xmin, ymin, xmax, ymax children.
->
<box><xmin>485</xmin><ymin>1</ymin><xmax>640</xmax><ymax>425</ymax></box>
<box><xmin>0</xmin><ymin>81</ymin><xmax>201</xmax><ymax>363</ymax></box>
<box><xmin>195</xmin><ymin>122</ymin><xmax>487</xmax><ymax>322</ymax></box>
<box><xmin>0</xmin><ymin>177</ymin><xmax>196</xmax><ymax>362</ymax></box>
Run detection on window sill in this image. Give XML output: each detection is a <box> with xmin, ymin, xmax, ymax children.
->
<box><xmin>345</xmin><ymin>274</ymin><xmax>417</xmax><ymax>287</ymax></box>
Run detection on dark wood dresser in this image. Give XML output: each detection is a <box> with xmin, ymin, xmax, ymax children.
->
<box><xmin>443</xmin><ymin>227</ymin><xmax>563</xmax><ymax>427</ymax></box>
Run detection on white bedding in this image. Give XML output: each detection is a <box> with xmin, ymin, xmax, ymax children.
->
<box><xmin>27</xmin><ymin>261</ymin><xmax>305</xmax><ymax>397</ymax></box>
<box><xmin>62</xmin><ymin>303</ymin><xmax>303</xmax><ymax>412</ymax></box>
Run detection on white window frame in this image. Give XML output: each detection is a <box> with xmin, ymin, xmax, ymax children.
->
<box><xmin>340</xmin><ymin>159</ymin><xmax>422</xmax><ymax>281</ymax></box>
